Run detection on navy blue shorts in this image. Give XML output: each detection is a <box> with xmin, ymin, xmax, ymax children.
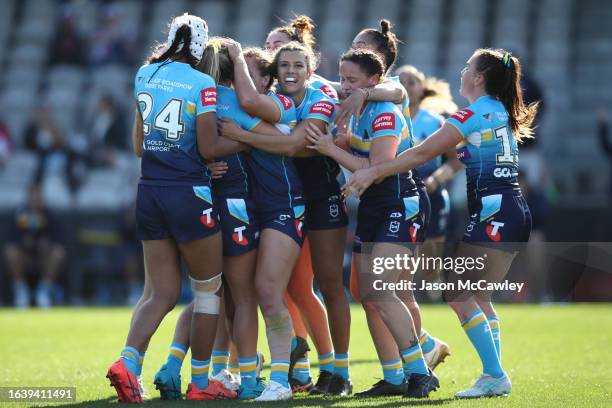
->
<box><xmin>463</xmin><ymin>194</ymin><xmax>531</xmax><ymax>244</ymax></box>
<box><xmin>305</xmin><ymin>194</ymin><xmax>348</xmax><ymax>230</ymax></box>
<box><xmin>426</xmin><ymin>188</ymin><xmax>450</xmax><ymax>238</ymax></box>
<box><xmin>417</xmin><ymin>182</ymin><xmax>431</xmax><ymax>236</ymax></box>
<box><xmin>354</xmin><ymin>194</ymin><xmax>426</xmax><ymax>253</ymax></box>
<box><xmin>136</xmin><ymin>184</ymin><xmax>220</xmax><ymax>243</ymax></box>
<box><xmin>216</xmin><ymin>195</ymin><xmax>259</xmax><ymax>257</ymax></box>
<box><xmin>258</xmin><ymin>204</ymin><xmax>306</xmax><ymax>247</ymax></box>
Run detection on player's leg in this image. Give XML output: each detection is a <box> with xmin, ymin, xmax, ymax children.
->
<box><xmin>4</xmin><ymin>243</ymin><xmax>30</xmax><ymax>308</ymax></box>
<box><xmin>254</xmin><ymin>228</ymin><xmax>301</xmax><ymax>401</ymax></box>
<box><xmin>309</xmin><ymin>227</ymin><xmax>353</xmax><ymax>395</ymax></box>
<box><xmin>35</xmin><ymin>241</ymin><xmax>64</xmax><ymax>308</ymax></box>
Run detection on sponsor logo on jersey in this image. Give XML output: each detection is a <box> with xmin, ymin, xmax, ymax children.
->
<box><xmin>451</xmin><ymin>109</ymin><xmax>474</xmax><ymax>123</ymax></box>
<box><xmin>277</xmin><ymin>94</ymin><xmax>293</xmax><ymax>110</ymax></box>
<box><xmin>319</xmin><ymin>85</ymin><xmax>337</xmax><ymax>99</ymax></box>
<box><xmin>309</xmin><ymin>101</ymin><xmax>334</xmax><ymax>118</ymax></box>
<box><xmin>409</xmin><ymin>222</ymin><xmax>421</xmax><ymax>242</ymax></box>
<box><xmin>232</xmin><ymin>226</ymin><xmax>248</xmax><ymax>246</ymax></box>
<box><xmin>486</xmin><ymin>221</ymin><xmax>504</xmax><ymax>241</ymax></box>
<box><xmin>201</xmin><ymin>87</ymin><xmax>217</xmax><ymax>107</ymax></box>
<box><xmin>494</xmin><ymin>167</ymin><xmax>513</xmax><ymax>178</ymax></box>
<box><xmin>456</xmin><ymin>146</ymin><xmax>471</xmax><ymax>160</ymax></box>
<box><xmin>200</xmin><ymin>208</ymin><xmax>216</xmax><ymax>228</ymax></box>
<box><xmin>372</xmin><ymin>113</ymin><xmax>396</xmax><ymax>132</ymax></box>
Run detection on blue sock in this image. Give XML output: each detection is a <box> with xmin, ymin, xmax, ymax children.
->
<box><xmin>166</xmin><ymin>342</ymin><xmax>187</xmax><ymax>377</ymax></box>
<box><xmin>211</xmin><ymin>350</ymin><xmax>229</xmax><ymax>376</ymax></box>
<box><xmin>270</xmin><ymin>360</ymin><xmax>289</xmax><ymax>387</ymax></box>
<box><xmin>334</xmin><ymin>352</ymin><xmax>350</xmax><ymax>380</ymax></box>
<box><xmin>382</xmin><ymin>359</ymin><xmax>404</xmax><ymax>385</ymax></box>
<box><xmin>318</xmin><ymin>352</ymin><xmax>334</xmax><ymax>374</ymax></box>
<box><xmin>292</xmin><ymin>358</ymin><xmax>311</xmax><ymax>383</ymax></box>
<box><xmin>238</xmin><ymin>356</ymin><xmax>258</xmax><ymax>389</ymax></box>
<box><xmin>135</xmin><ymin>351</ymin><xmax>145</xmax><ymax>377</ymax></box>
<box><xmin>488</xmin><ymin>316</ymin><xmax>501</xmax><ymax>361</ymax></box>
<box><xmin>120</xmin><ymin>346</ymin><xmax>140</xmax><ymax>377</ymax></box>
<box><xmin>400</xmin><ymin>344</ymin><xmax>428</xmax><ymax>376</ymax></box>
<box><xmin>191</xmin><ymin>358</ymin><xmax>210</xmax><ymax>389</ymax></box>
<box><xmin>420</xmin><ymin>329</ymin><xmax>436</xmax><ymax>354</ymax></box>
<box><xmin>462</xmin><ymin>309</ymin><xmax>504</xmax><ymax>378</ymax></box>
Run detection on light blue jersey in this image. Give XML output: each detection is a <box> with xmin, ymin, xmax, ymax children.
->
<box><xmin>447</xmin><ymin>95</ymin><xmax>521</xmax><ymax>204</ymax></box>
<box><xmin>349</xmin><ymin>101</ymin><xmax>416</xmax><ymax>199</ymax></box>
<box><xmin>412</xmin><ymin>108</ymin><xmax>445</xmax><ymax>177</ymax></box>
<box><xmin>214</xmin><ymin>86</ymin><xmax>261</xmax><ymax>196</ymax></box>
<box><xmin>309</xmin><ymin>74</ymin><xmax>339</xmax><ymax>102</ymax></box>
<box><xmin>245</xmin><ymin>92</ymin><xmax>303</xmax><ymax>211</ymax></box>
<box><xmin>388</xmin><ymin>75</ymin><xmax>415</xmax><ymax>139</ymax></box>
<box><xmin>135</xmin><ymin>60</ymin><xmax>216</xmax><ymax>185</ymax></box>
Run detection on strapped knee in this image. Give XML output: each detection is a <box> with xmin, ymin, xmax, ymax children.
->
<box><xmin>190</xmin><ymin>273</ymin><xmax>223</xmax><ymax>314</ymax></box>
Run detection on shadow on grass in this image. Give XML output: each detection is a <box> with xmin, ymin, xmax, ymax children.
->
<box><xmin>35</xmin><ymin>394</ymin><xmax>456</xmax><ymax>407</ymax></box>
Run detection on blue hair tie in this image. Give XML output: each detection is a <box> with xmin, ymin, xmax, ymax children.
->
<box><xmin>502</xmin><ymin>53</ymin><xmax>512</xmax><ymax>68</ymax></box>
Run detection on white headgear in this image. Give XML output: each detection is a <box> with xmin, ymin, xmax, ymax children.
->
<box><xmin>167</xmin><ymin>13</ymin><xmax>208</xmax><ymax>62</ymax></box>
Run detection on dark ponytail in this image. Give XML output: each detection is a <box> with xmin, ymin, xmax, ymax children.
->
<box><xmin>147</xmin><ymin>25</ymin><xmax>199</xmax><ymax>68</ymax></box>
<box><xmin>357</xmin><ymin>19</ymin><xmax>399</xmax><ymax>74</ymax></box>
<box><xmin>474</xmin><ymin>48</ymin><xmax>539</xmax><ymax>142</ymax></box>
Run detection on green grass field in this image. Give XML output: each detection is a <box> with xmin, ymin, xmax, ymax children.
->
<box><xmin>1</xmin><ymin>304</ymin><xmax>611</xmax><ymax>407</ymax></box>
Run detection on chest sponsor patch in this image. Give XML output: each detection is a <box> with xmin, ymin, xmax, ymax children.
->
<box><xmin>276</xmin><ymin>94</ymin><xmax>293</xmax><ymax>110</ymax></box>
<box><xmin>309</xmin><ymin>101</ymin><xmax>334</xmax><ymax>118</ymax></box>
<box><xmin>319</xmin><ymin>85</ymin><xmax>337</xmax><ymax>99</ymax></box>
<box><xmin>451</xmin><ymin>109</ymin><xmax>474</xmax><ymax>124</ymax></box>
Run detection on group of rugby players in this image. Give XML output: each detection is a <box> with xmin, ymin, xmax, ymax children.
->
<box><xmin>106</xmin><ymin>12</ymin><xmax>538</xmax><ymax>403</ymax></box>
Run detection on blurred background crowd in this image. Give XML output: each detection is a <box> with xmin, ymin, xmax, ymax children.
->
<box><xmin>0</xmin><ymin>0</ymin><xmax>611</xmax><ymax>307</ymax></box>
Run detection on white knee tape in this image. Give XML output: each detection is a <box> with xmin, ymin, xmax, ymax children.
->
<box><xmin>190</xmin><ymin>272</ymin><xmax>223</xmax><ymax>314</ymax></box>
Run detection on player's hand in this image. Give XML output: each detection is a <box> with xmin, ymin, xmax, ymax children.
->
<box><xmin>425</xmin><ymin>175</ymin><xmax>439</xmax><ymax>194</ymax></box>
<box><xmin>219</xmin><ymin>118</ymin><xmax>244</xmax><ymax>142</ymax></box>
<box><xmin>342</xmin><ymin>167</ymin><xmax>378</xmax><ymax>197</ymax></box>
<box><xmin>220</xmin><ymin>38</ymin><xmax>242</xmax><ymax>60</ymax></box>
<box><xmin>334</xmin><ymin>89</ymin><xmax>366</xmax><ymax>129</ymax></box>
<box><xmin>305</xmin><ymin>122</ymin><xmax>335</xmax><ymax>156</ymax></box>
<box><xmin>207</xmin><ymin>161</ymin><xmax>228</xmax><ymax>179</ymax></box>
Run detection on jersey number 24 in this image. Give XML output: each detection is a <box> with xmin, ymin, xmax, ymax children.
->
<box><xmin>138</xmin><ymin>92</ymin><xmax>185</xmax><ymax>141</ymax></box>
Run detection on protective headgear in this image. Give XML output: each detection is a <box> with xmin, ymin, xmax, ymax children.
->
<box><xmin>167</xmin><ymin>13</ymin><xmax>208</xmax><ymax>62</ymax></box>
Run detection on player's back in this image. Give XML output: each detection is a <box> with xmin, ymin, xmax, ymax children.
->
<box><xmin>134</xmin><ymin>61</ymin><xmax>217</xmax><ymax>185</ymax></box>
<box><xmin>412</xmin><ymin>108</ymin><xmax>445</xmax><ymax>177</ymax></box>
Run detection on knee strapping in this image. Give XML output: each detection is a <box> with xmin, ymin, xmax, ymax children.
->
<box><xmin>190</xmin><ymin>273</ymin><xmax>222</xmax><ymax>314</ymax></box>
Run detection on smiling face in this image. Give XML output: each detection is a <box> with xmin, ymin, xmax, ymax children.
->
<box><xmin>399</xmin><ymin>70</ymin><xmax>424</xmax><ymax>105</ymax></box>
<box><xmin>276</xmin><ymin>50</ymin><xmax>312</xmax><ymax>97</ymax></box>
<box><xmin>265</xmin><ymin>31</ymin><xmax>291</xmax><ymax>51</ymax></box>
<box><xmin>339</xmin><ymin>60</ymin><xmax>380</xmax><ymax>97</ymax></box>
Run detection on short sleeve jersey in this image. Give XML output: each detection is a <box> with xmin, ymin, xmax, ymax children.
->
<box><xmin>349</xmin><ymin>101</ymin><xmax>417</xmax><ymax>200</ymax></box>
<box><xmin>292</xmin><ymin>86</ymin><xmax>340</xmax><ymax>200</ymax></box>
<box><xmin>412</xmin><ymin>108</ymin><xmax>445</xmax><ymax>177</ymax></box>
<box><xmin>134</xmin><ymin>61</ymin><xmax>216</xmax><ymax>185</ymax></box>
<box><xmin>447</xmin><ymin>95</ymin><xmax>520</xmax><ymax>204</ymax></box>
<box><xmin>245</xmin><ymin>92</ymin><xmax>304</xmax><ymax>211</ymax></box>
<box><xmin>213</xmin><ymin>86</ymin><xmax>262</xmax><ymax>196</ymax></box>
<box><xmin>309</xmin><ymin>74</ymin><xmax>339</xmax><ymax>102</ymax></box>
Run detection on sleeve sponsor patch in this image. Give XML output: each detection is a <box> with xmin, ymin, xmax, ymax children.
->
<box><xmin>319</xmin><ymin>85</ymin><xmax>337</xmax><ymax>99</ymax></box>
<box><xmin>450</xmin><ymin>109</ymin><xmax>474</xmax><ymax>124</ymax></box>
<box><xmin>276</xmin><ymin>94</ymin><xmax>293</xmax><ymax>110</ymax></box>
<box><xmin>309</xmin><ymin>101</ymin><xmax>334</xmax><ymax>118</ymax></box>
<box><xmin>201</xmin><ymin>87</ymin><xmax>217</xmax><ymax>107</ymax></box>
<box><xmin>372</xmin><ymin>113</ymin><xmax>396</xmax><ymax>132</ymax></box>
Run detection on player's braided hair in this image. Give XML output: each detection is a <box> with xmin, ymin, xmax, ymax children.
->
<box><xmin>243</xmin><ymin>47</ymin><xmax>274</xmax><ymax>91</ymax></box>
<box><xmin>341</xmin><ymin>49</ymin><xmax>385</xmax><ymax>78</ymax></box>
<box><xmin>270</xmin><ymin>15</ymin><xmax>317</xmax><ymax>52</ymax></box>
<box><xmin>358</xmin><ymin>19</ymin><xmax>399</xmax><ymax>74</ymax></box>
<box><xmin>474</xmin><ymin>48</ymin><xmax>539</xmax><ymax>142</ymax></box>
<box><xmin>148</xmin><ymin>25</ymin><xmax>199</xmax><ymax>68</ymax></box>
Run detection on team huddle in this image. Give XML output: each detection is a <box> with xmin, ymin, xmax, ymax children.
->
<box><xmin>106</xmin><ymin>12</ymin><xmax>538</xmax><ymax>403</ymax></box>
